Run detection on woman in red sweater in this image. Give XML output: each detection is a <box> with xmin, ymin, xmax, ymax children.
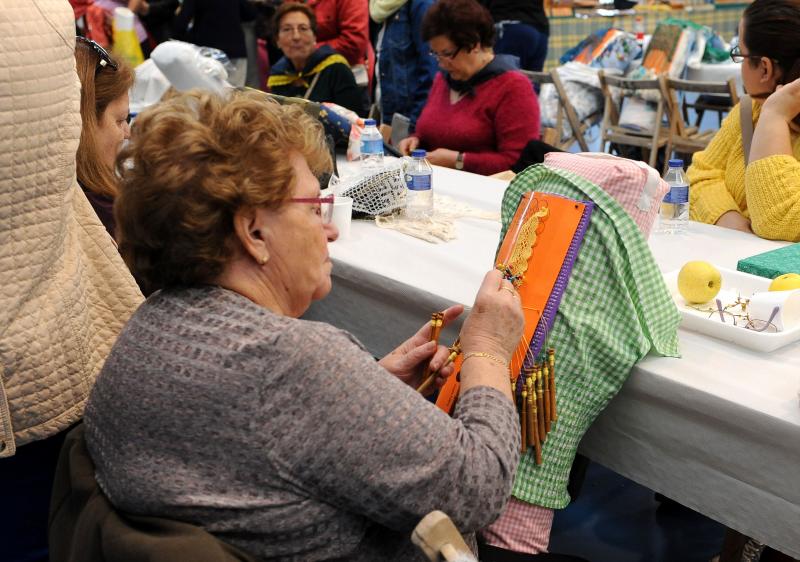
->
<box><xmin>398</xmin><ymin>0</ymin><xmax>540</xmax><ymax>176</ymax></box>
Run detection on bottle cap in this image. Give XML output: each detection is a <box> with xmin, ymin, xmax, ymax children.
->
<box><xmin>668</xmin><ymin>159</ymin><xmax>684</xmax><ymax>168</ymax></box>
<box><xmin>411</xmin><ymin>149</ymin><xmax>427</xmax><ymax>158</ymax></box>
<box><xmin>364</xmin><ymin>118</ymin><xmax>376</xmax><ymax>127</ymax></box>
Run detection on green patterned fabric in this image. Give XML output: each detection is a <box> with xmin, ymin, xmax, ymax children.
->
<box><xmin>499</xmin><ymin>165</ymin><xmax>681</xmax><ymax>509</ymax></box>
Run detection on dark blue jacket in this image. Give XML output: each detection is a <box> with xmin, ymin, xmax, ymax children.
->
<box><xmin>377</xmin><ymin>0</ymin><xmax>437</xmax><ymax>131</ymax></box>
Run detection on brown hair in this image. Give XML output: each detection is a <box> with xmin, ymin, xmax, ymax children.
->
<box><xmin>75</xmin><ymin>39</ymin><xmax>134</xmax><ymax>198</ymax></box>
<box><xmin>114</xmin><ymin>89</ymin><xmax>331</xmax><ymax>294</ymax></box>
<box><xmin>742</xmin><ymin>0</ymin><xmax>800</xmax><ymax>85</ymax></box>
<box><xmin>422</xmin><ymin>0</ymin><xmax>495</xmax><ymax>51</ymax></box>
<box><xmin>272</xmin><ymin>2</ymin><xmax>318</xmax><ymax>40</ymax></box>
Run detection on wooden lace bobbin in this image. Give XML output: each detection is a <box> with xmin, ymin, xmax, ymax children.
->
<box><xmin>542</xmin><ymin>361</ymin><xmax>551</xmax><ymax>433</ymax></box>
<box><xmin>548</xmin><ymin>348</ymin><xmax>557</xmax><ymax>422</ymax></box>
<box><xmin>520</xmin><ymin>389</ymin><xmax>528</xmax><ymax>454</ymax></box>
<box><xmin>416</xmin><ymin>337</ymin><xmax>461</xmax><ymax>394</ymax></box>
<box><xmin>536</xmin><ymin>366</ymin><xmax>546</xmax><ymax>443</ymax></box>
<box><xmin>522</xmin><ymin>368</ymin><xmax>536</xmax><ymax>448</ymax></box>
<box><xmin>420</xmin><ymin>313</ymin><xmax>444</xmax><ymax>381</ymax></box>
<box><xmin>528</xmin><ymin>377</ymin><xmax>542</xmax><ymax>465</ymax></box>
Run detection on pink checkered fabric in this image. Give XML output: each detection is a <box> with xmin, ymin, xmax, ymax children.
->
<box><xmin>544</xmin><ymin>152</ymin><xmax>669</xmax><ymax>238</ymax></box>
<box><xmin>479</xmin><ymin>497</ymin><xmax>554</xmax><ymax>554</ymax></box>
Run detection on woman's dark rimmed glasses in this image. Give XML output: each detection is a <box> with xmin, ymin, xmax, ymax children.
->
<box><xmin>729</xmin><ymin>45</ymin><xmax>772</xmax><ymax>64</ymax></box>
<box><xmin>76</xmin><ymin>36</ymin><xmax>119</xmax><ymax>74</ymax></box>
<box><xmin>289</xmin><ymin>194</ymin><xmax>335</xmax><ymax>224</ymax></box>
<box><xmin>429</xmin><ymin>47</ymin><xmax>461</xmax><ymax>61</ymax></box>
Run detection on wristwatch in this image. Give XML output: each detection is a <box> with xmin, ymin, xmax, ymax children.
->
<box><xmin>455</xmin><ymin>152</ymin><xmax>465</xmax><ymax>170</ymax></box>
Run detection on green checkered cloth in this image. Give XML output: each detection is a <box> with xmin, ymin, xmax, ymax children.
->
<box><xmin>499</xmin><ymin>165</ymin><xmax>681</xmax><ymax>509</ymax></box>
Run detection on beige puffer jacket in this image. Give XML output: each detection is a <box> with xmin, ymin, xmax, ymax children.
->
<box><xmin>0</xmin><ymin>0</ymin><xmax>144</xmax><ymax>457</ymax></box>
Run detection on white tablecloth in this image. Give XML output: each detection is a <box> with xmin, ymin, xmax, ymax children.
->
<box><xmin>305</xmin><ymin>162</ymin><xmax>800</xmax><ymax>556</ymax></box>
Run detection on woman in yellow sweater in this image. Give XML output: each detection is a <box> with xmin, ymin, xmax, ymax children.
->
<box><xmin>687</xmin><ymin>0</ymin><xmax>800</xmax><ymax>242</ymax></box>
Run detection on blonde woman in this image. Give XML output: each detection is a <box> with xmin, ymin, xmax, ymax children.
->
<box><xmin>75</xmin><ymin>36</ymin><xmax>134</xmax><ymax>238</ymax></box>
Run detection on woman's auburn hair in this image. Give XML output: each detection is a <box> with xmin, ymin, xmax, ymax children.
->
<box><xmin>421</xmin><ymin>0</ymin><xmax>495</xmax><ymax>51</ymax></box>
<box><xmin>114</xmin><ymin>89</ymin><xmax>331</xmax><ymax>294</ymax></box>
<box><xmin>743</xmin><ymin>0</ymin><xmax>800</xmax><ymax>84</ymax></box>
<box><xmin>75</xmin><ymin>40</ymin><xmax>134</xmax><ymax>199</ymax></box>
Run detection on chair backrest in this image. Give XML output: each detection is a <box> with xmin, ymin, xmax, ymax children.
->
<box><xmin>597</xmin><ymin>70</ymin><xmax>670</xmax><ymax>168</ymax></box>
<box><xmin>49</xmin><ymin>424</ymin><xmax>258</xmax><ymax>562</ymax></box>
<box><xmin>520</xmin><ymin>70</ymin><xmax>560</xmax><ymax>146</ymax></box>
<box><xmin>660</xmin><ymin>76</ymin><xmax>739</xmax><ymax>137</ymax></box>
<box><xmin>598</xmin><ymin>71</ymin><xmax>665</xmax><ymax>130</ymax></box>
<box><xmin>520</xmin><ymin>69</ymin><xmax>592</xmax><ymax>151</ymax></box>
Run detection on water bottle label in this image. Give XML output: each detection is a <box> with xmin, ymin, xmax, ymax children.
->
<box><xmin>663</xmin><ymin>185</ymin><xmax>688</xmax><ymax>204</ymax></box>
<box><xmin>406</xmin><ymin>173</ymin><xmax>432</xmax><ymax>191</ymax></box>
<box><xmin>361</xmin><ymin>139</ymin><xmax>383</xmax><ymax>155</ymax></box>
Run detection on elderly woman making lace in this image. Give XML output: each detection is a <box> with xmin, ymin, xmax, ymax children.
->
<box><xmin>83</xmin><ymin>89</ymin><xmax>524</xmax><ymax>560</ymax></box>
<box><xmin>398</xmin><ymin>0</ymin><xmax>540</xmax><ymax>175</ymax></box>
<box><xmin>268</xmin><ymin>2</ymin><xmax>368</xmax><ymax>116</ymax></box>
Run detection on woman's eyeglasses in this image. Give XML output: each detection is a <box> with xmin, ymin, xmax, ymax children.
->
<box><xmin>689</xmin><ymin>296</ymin><xmax>779</xmax><ymax>333</ymax></box>
<box><xmin>278</xmin><ymin>25</ymin><xmax>314</xmax><ymax>36</ymax></box>
<box><xmin>289</xmin><ymin>194</ymin><xmax>335</xmax><ymax>224</ymax></box>
<box><xmin>729</xmin><ymin>45</ymin><xmax>772</xmax><ymax>64</ymax></box>
<box><xmin>429</xmin><ymin>47</ymin><xmax>461</xmax><ymax>61</ymax></box>
<box><xmin>76</xmin><ymin>36</ymin><xmax>119</xmax><ymax>74</ymax></box>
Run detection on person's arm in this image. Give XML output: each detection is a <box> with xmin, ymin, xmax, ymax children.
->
<box><xmin>462</xmin><ymin>74</ymin><xmax>540</xmax><ymax>176</ymax></box>
<box><xmin>744</xmin><ymin>78</ymin><xmax>800</xmax><ymax>241</ymax></box>
<box><xmin>253</xmin><ymin>271</ymin><xmax>522</xmax><ymax>532</ymax></box>
<box><xmin>408</xmin><ymin>0</ymin><xmax>438</xmax><ymax>129</ymax></box>
<box><xmin>686</xmin><ymin>104</ymin><xmax>747</xmax><ymax>227</ymax></box>
<box><xmin>398</xmin><ymin>136</ymin><xmax>420</xmax><ymax>155</ymax></box>
<box><xmin>318</xmin><ymin>0</ymin><xmax>369</xmax><ymax>65</ymax></box>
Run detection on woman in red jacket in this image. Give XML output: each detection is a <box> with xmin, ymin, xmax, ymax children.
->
<box><xmin>307</xmin><ymin>0</ymin><xmax>373</xmax><ymax>87</ymax></box>
<box><xmin>398</xmin><ymin>0</ymin><xmax>540</xmax><ymax>176</ymax></box>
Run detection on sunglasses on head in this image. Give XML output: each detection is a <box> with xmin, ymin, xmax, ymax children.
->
<box><xmin>76</xmin><ymin>36</ymin><xmax>119</xmax><ymax>75</ymax></box>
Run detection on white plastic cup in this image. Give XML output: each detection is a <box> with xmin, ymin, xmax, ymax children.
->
<box><xmin>331</xmin><ymin>196</ymin><xmax>353</xmax><ymax>240</ymax></box>
<box><xmin>748</xmin><ymin>289</ymin><xmax>800</xmax><ymax>332</ymax></box>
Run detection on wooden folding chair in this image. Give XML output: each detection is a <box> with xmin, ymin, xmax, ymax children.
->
<box><xmin>660</xmin><ymin>76</ymin><xmax>739</xmax><ymax>164</ymax></box>
<box><xmin>598</xmin><ymin>70</ymin><xmax>670</xmax><ymax>169</ymax></box>
<box><xmin>521</xmin><ymin>69</ymin><xmax>598</xmax><ymax>152</ymax></box>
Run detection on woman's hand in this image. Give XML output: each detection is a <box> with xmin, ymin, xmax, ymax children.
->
<box><xmin>715</xmin><ymin>210</ymin><xmax>752</xmax><ymax>233</ymax></box>
<box><xmin>460</xmin><ymin>269</ymin><xmax>524</xmax><ymax>361</ymax></box>
<box><xmin>398</xmin><ymin>136</ymin><xmax>420</xmax><ymax>156</ymax></box>
<box><xmin>750</xmin><ymin>78</ymin><xmax>800</xmax><ymax>163</ymax></box>
<box><xmin>760</xmin><ymin>78</ymin><xmax>800</xmax><ymax>124</ymax></box>
<box><xmin>378</xmin><ymin>304</ymin><xmax>464</xmax><ymax>391</ymax></box>
<box><xmin>426</xmin><ymin>148</ymin><xmax>459</xmax><ymax>169</ymax></box>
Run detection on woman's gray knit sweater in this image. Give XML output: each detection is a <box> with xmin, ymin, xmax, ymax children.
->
<box><xmin>85</xmin><ymin>286</ymin><xmax>519</xmax><ymax>561</ymax></box>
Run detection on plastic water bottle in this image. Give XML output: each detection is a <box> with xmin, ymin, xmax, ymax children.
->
<box><xmin>659</xmin><ymin>159</ymin><xmax>690</xmax><ymax>235</ymax></box>
<box><xmin>405</xmin><ymin>149</ymin><xmax>433</xmax><ymax>219</ymax></box>
<box><xmin>360</xmin><ymin>119</ymin><xmax>384</xmax><ymax>172</ymax></box>
<box><xmin>633</xmin><ymin>16</ymin><xmax>645</xmax><ymax>46</ymax></box>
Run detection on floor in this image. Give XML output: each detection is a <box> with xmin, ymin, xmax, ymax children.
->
<box><xmin>549</xmin><ymin>462</ymin><xmax>726</xmax><ymax>562</ymax></box>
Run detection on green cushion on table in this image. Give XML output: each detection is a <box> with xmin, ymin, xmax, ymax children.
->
<box><xmin>736</xmin><ymin>243</ymin><xmax>800</xmax><ymax>279</ymax></box>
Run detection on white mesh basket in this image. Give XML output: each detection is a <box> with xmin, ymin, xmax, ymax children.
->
<box><xmin>333</xmin><ymin>161</ymin><xmax>407</xmax><ymax>216</ymax></box>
